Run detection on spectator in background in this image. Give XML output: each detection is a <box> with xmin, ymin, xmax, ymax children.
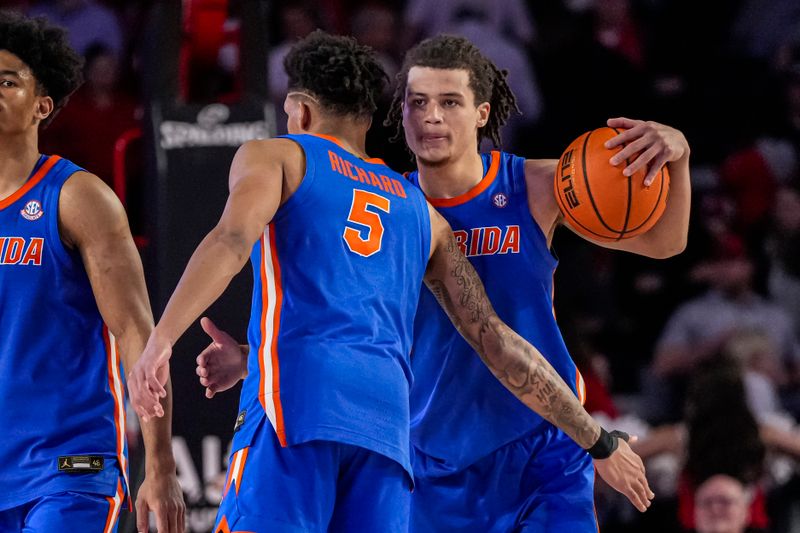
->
<box><xmin>681</xmin><ymin>359</ymin><xmax>770</xmax><ymax>532</ymax></box>
<box><xmin>768</xmin><ymin>183</ymin><xmax>800</xmax><ymax>338</ymax></box>
<box><xmin>592</xmin><ymin>0</ymin><xmax>644</xmax><ymax>68</ymax></box>
<box><xmin>717</xmin><ymin>148</ymin><xmax>780</xmax><ymax>244</ymax></box>
<box><xmin>28</xmin><ymin>0</ymin><xmax>123</xmax><ymax>59</ymax></box>
<box><xmin>267</xmin><ymin>3</ymin><xmax>317</xmax><ymax>102</ymax></box>
<box><xmin>267</xmin><ymin>3</ymin><xmax>317</xmax><ymax>135</ymax></box>
<box><xmin>726</xmin><ymin>330</ymin><xmax>785</xmax><ymax>419</ymax></box>
<box><xmin>351</xmin><ymin>3</ymin><xmax>398</xmax><ymax>81</ymax></box>
<box><xmin>766</xmin><ymin>182</ymin><xmax>800</xmax><ymax>419</ymax></box>
<box><xmin>40</xmin><ymin>43</ymin><xmax>139</xmax><ymax>187</ymax></box>
<box><xmin>694</xmin><ymin>474</ymin><xmax>757</xmax><ymax>533</ymax></box>
<box><xmin>350</xmin><ymin>3</ymin><xmax>411</xmax><ymax>171</ymax></box>
<box><xmin>634</xmin><ymin>354</ymin><xmax>800</xmax><ymax>531</ymax></box>
<box><xmin>445</xmin><ymin>6</ymin><xmax>542</xmax><ymax>150</ymax></box>
<box><xmin>731</xmin><ymin>0</ymin><xmax>800</xmax><ymax>63</ymax></box>
<box><xmin>647</xmin><ymin>232</ymin><xmax>800</xmax><ymax>422</ymax></box>
<box><xmin>403</xmin><ymin>0</ymin><xmax>535</xmax><ymax>46</ymax></box>
<box><xmin>636</xmin><ymin>359</ymin><xmax>770</xmax><ymax>531</ymax></box>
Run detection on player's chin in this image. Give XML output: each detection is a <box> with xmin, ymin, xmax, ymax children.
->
<box><xmin>414</xmin><ymin>144</ymin><xmax>450</xmax><ymax>164</ymax></box>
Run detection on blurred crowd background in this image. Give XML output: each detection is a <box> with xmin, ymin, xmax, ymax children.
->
<box><xmin>3</xmin><ymin>0</ymin><xmax>800</xmax><ymax>532</ymax></box>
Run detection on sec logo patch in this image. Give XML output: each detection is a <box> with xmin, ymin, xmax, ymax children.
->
<box><xmin>492</xmin><ymin>193</ymin><xmax>508</xmax><ymax>208</ymax></box>
<box><xmin>21</xmin><ymin>200</ymin><xmax>43</xmax><ymax>221</ymax></box>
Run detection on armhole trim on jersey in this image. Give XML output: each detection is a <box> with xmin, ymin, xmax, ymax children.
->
<box><xmin>515</xmin><ymin>153</ymin><xmax>558</xmax><ymax>268</ymax></box>
<box><xmin>273</xmin><ymin>137</ymin><xmax>316</xmax><ymax>220</ymax></box>
<box><xmin>419</xmin><ymin>191</ymin><xmax>432</xmax><ymax>270</ymax></box>
<box><xmin>47</xmin><ymin>167</ymin><xmax>84</xmax><ymax>269</ymax></box>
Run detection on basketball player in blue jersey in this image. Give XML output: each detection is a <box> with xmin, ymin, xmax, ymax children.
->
<box><xmin>382</xmin><ymin>35</ymin><xmax>690</xmax><ymax>531</ymax></box>
<box><xmin>128</xmin><ymin>30</ymin><xmax>651</xmax><ymax>532</ymax></box>
<box><xmin>0</xmin><ymin>13</ymin><xmax>184</xmax><ymax>533</ymax></box>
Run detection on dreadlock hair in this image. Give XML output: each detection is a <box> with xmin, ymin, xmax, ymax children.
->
<box><xmin>284</xmin><ymin>30</ymin><xmax>388</xmax><ymax>120</ymax></box>
<box><xmin>385</xmin><ymin>34</ymin><xmax>519</xmax><ymax>148</ymax></box>
<box><xmin>0</xmin><ymin>11</ymin><xmax>84</xmax><ymax>127</ymax></box>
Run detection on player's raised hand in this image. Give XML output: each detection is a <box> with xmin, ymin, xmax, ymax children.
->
<box><xmin>196</xmin><ymin>317</ymin><xmax>247</xmax><ymax>398</ymax></box>
<box><xmin>594</xmin><ymin>433</ymin><xmax>655</xmax><ymax>512</ymax></box>
<box><xmin>136</xmin><ymin>469</ymin><xmax>186</xmax><ymax>533</ymax></box>
<box><xmin>128</xmin><ymin>332</ymin><xmax>171</xmax><ymax>421</ymax></box>
<box><xmin>604</xmin><ymin>117</ymin><xmax>689</xmax><ymax>187</ymax></box>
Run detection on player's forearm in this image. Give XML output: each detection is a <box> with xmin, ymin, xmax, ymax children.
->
<box><xmin>628</xmin><ymin>152</ymin><xmax>691</xmax><ymax>259</ymax></box>
<box><xmin>139</xmin><ymin>379</ymin><xmax>177</xmax><ymax>473</ymax></box>
<box><xmin>425</xmin><ymin>232</ymin><xmax>600</xmax><ymax>449</ymax></box>
<box><xmin>155</xmin><ymin>227</ymin><xmax>251</xmax><ymax>347</ymax></box>
<box><xmin>116</xmin><ymin>329</ymin><xmax>177</xmax><ymax>470</ymax></box>
<box><xmin>472</xmin><ymin>315</ymin><xmax>601</xmax><ymax>449</ymax></box>
<box><xmin>429</xmin><ymin>279</ymin><xmax>601</xmax><ymax>448</ymax></box>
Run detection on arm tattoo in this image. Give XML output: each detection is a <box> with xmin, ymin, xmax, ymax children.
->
<box><xmin>430</xmin><ymin>234</ymin><xmax>490</xmax><ymax>323</ymax></box>
<box><xmin>427</xmin><ymin>232</ymin><xmax>600</xmax><ymax>449</ymax></box>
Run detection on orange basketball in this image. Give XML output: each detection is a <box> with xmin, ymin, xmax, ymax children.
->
<box><xmin>554</xmin><ymin>127</ymin><xmax>670</xmax><ymax>241</ymax></box>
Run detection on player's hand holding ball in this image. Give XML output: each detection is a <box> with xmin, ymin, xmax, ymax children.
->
<box><xmin>554</xmin><ymin>117</ymin><xmax>689</xmax><ymax>241</ymax></box>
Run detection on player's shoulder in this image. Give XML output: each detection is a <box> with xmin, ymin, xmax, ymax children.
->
<box><xmin>61</xmin><ymin>171</ymin><xmax>118</xmax><ymax>204</ymax></box>
<box><xmin>523</xmin><ymin>157</ymin><xmax>558</xmax><ymax>182</ymax></box>
<box><xmin>60</xmin><ymin>171</ymin><xmax>126</xmax><ymax>220</ymax></box>
<box><xmin>520</xmin><ymin>158</ymin><xmax>557</xmax><ymax>201</ymax></box>
<box><xmin>238</xmin><ymin>137</ymin><xmax>303</xmax><ymax>160</ymax></box>
<box><xmin>232</xmin><ymin>138</ymin><xmax>306</xmax><ymax>177</ymax></box>
<box><xmin>58</xmin><ymin>171</ymin><xmax>129</xmax><ymax>247</ymax></box>
<box><xmin>518</xmin><ymin>157</ymin><xmax>561</xmax><ymax>232</ymax></box>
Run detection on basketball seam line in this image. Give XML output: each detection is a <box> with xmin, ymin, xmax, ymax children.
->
<box><xmin>623</xmin><ymin>166</ymin><xmax>666</xmax><ymax>234</ymax></box>
<box><xmin>615</xmin><ymin>127</ymin><xmax>633</xmax><ymax>241</ymax></box>
<box><xmin>582</xmin><ymin>129</ymin><xmax>622</xmax><ymax>237</ymax></box>
<box><xmin>556</xmin><ymin>152</ymin><xmax>618</xmax><ymax>241</ymax></box>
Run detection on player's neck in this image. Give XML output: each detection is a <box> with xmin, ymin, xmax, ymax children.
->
<box><xmin>416</xmin><ymin>150</ymin><xmax>484</xmax><ymax>200</ymax></box>
<box><xmin>0</xmin><ymin>132</ymin><xmax>41</xmax><ymax>196</ymax></box>
<box><xmin>314</xmin><ymin>119</ymin><xmax>370</xmax><ymax>160</ymax></box>
<box><xmin>327</xmin><ymin>133</ymin><xmax>368</xmax><ymax>159</ymax></box>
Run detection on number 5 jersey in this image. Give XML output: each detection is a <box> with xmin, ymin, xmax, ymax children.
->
<box><xmin>231</xmin><ymin>134</ymin><xmax>431</xmax><ymax>479</ymax></box>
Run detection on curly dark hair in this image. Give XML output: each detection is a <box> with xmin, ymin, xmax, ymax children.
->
<box><xmin>284</xmin><ymin>30</ymin><xmax>387</xmax><ymax>119</ymax></box>
<box><xmin>684</xmin><ymin>356</ymin><xmax>765</xmax><ymax>487</ymax></box>
<box><xmin>385</xmin><ymin>34</ymin><xmax>519</xmax><ymax>148</ymax></box>
<box><xmin>0</xmin><ymin>11</ymin><xmax>84</xmax><ymax>126</ymax></box>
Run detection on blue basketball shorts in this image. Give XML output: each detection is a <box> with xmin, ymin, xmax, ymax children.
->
<box><xmin>0</xmin><ymin>479</ymin><xmax>125</xmax><ymax>533</ymax></box>
<box><xmin>214</xmin><ymin>423</ymin><xmax>411</xmax><ymax>533</ymax></box>
<box><xmin>411</xmin><ymin>423</ymin><xmax>597</xmax><ymax>532</ymax></box>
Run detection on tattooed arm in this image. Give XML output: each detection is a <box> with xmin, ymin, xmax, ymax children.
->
<box><xmin>423</xmin><ymin>205</ymin><xmax>654</xmax><ymax>511</ymax></box>
<box><xmin>423</xmin><ymin>206</ymin><xmax>599</xmax><ymax>447</ymax></box>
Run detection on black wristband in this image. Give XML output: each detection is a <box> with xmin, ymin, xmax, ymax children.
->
<box><xmin>586</xmin><ymin>427</ymin><xmax>629</xmax><ymax>459</ymax></box>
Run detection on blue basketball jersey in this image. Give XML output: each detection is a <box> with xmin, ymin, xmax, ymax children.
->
<box><xmin>0</xmin><ymin>155</ymin><xmax>128</xmax><ymax>510</ymax></box>
<box><xmin>408</xmin><ymin>151</ymin><xmax>586</xmax><ymax>471</ymax></box>
<box><xmin>231</xmin><ymin>134</ymin><xmax>431</xmax><ymax>477</ymax></box>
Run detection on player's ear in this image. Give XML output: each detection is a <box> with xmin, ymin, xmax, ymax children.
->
<box><xmin>476</xmin><ymin>102</ymin><xmax>490</xmax><ymax>128</ymax></box>
<box><xmin>299</xmin><ymin>101</ymin><xmax>313</xmax><ymax>131</ymax></box>
<box><xmin>35</xmin><ymin>95</ymin><xmax>54</xmax><ymax>122</ymax></box>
